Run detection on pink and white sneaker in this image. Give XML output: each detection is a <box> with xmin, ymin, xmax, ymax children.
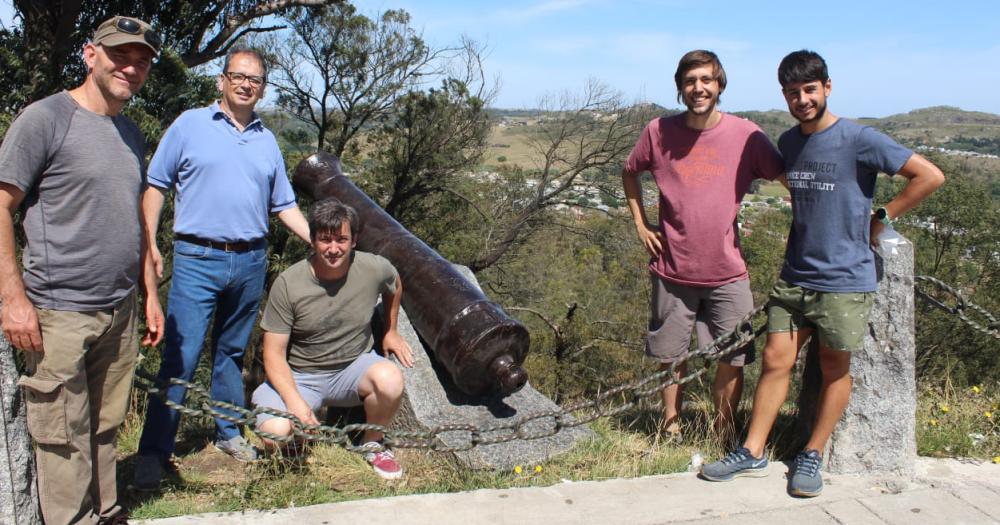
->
<box><xmin>364</xmin><ymin>444</ymin><xmax>403</xmax><ymax>480</ymax></box>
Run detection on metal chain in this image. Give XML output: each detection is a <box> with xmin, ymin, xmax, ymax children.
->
<box><xmin>133</xmin><ymin>304</ymin><xmax>767</xmax><ymax>454</ymax></box>
<box><xmin>914</xmin><ymin>275</ymin><xmax>999</xmax><ymax>339</ymax></box>
<box><xmin>132</xmin><ymin>276</ymin><xmax>998</xmax><ymax>454</ymax></box>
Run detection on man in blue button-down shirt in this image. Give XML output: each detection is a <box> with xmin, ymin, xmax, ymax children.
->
<box><xmin>134</xmin><ymin>47</ymin><xmax>310</xmax><ymax>490</ymax></box>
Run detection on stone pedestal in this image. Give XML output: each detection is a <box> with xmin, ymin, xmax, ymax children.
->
<box><xmin>1</xmin><ymin>334</ymin><xmax>41</xmax><ymax>525</ymax></box>
<box><xmin>797</xmin><ymin>233</ymin><xmax>917</xmax><ymax>475</ymax></box>
<box><xmin>391</xmin><ymin>266</ymin><xmax>593</xmax><ymax>470</ymax></box>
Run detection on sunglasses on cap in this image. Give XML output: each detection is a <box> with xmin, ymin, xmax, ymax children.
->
<box><xmin>114</xmin><ymin>17</ymin><xmax>162</xmax><ymax>51</ymax></box>
<box><xmin>93</xmin><ymin>16</ymin><xmax>162</xmax><ymax>56</ymax></box>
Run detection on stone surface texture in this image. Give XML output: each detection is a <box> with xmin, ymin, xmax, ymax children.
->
<box><xmin>1</xmin><ymin>334</ymin><xmax>41</xmax><ymax>525</ymax></box>
<box><xmin>392</xmin><ymin>265</ymin><xmax>593</xmax><ymax>470</ymax></box>
<box><xmin>798</xmin><ymin>234</ymin><xmax>917</xmax><ymax>475</ymax></box>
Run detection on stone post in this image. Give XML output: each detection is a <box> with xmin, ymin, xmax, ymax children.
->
<box><xmin>0</xmin><ymin>333</ymin><xmax>41</xmax><ymax>525</ymax></box>
<box><xmin>797</xmin><ymin>233</ymin><xmax>917</xmax><ymax>475</ymax></box>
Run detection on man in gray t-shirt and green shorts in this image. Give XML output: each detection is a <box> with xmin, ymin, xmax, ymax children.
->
<box><xmin>252</xmin><ymin>199</ymin><xmax>413</xmax><ymax>479</ymax></box>
<box><xmin>701</xmin><ymin>50</ymin><xmax>945</xmax><ymax>498</ymax></box>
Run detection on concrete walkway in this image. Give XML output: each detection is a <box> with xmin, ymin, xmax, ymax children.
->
<box><xmin>139</xmin><ymin>458</ymin><xmax>1000</xmax><ymax>524</ymax></box>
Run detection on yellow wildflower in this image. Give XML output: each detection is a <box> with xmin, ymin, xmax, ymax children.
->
<box><xmin>986</xmin><ymin>411</ymin><xmax>994</xmax><ymax>419</ymax></box>
<box><xmin>929</xmin><ymin>419</ymin><xmax>939</xmax><ymax>426</ymax></box>
<box><xmin>939</xmin><ymin>403</ymin><xmax>950</xmax><ymax>413</ymax></box>
<box><xmin>514</xmin><ymin>465</ymin><xmax>523</xmax><ymax>474</ymax></box>
<box><xmin>971</xmin><ymin>385</ymin><xmax>982</xmax><ymax>394</ymax></box>
<box><xmin>534</xmin><ymin>465</ymin><xmax>543</xmax><ymax>473</ymax></box>
<box><xmin>993</xmin><ymin>456</ymin><xmax>1000</xmax><ymax>464</ymax></box>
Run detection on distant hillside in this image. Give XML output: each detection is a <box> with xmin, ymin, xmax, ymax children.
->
<box><xmin>859</xmin><ymin>106</ymin><xmax>1000</xmax><ymax>156</ymax></box>
<box><xmin>731</xmin><ymin>110</ymin><xmax>797</xmax><ymax>143</ymax></box>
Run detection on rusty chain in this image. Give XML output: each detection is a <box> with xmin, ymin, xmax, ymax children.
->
<box><xmin>132</xmin><ymin>275</ymin><xmax>997</xmax><ymax>454</ymax></box>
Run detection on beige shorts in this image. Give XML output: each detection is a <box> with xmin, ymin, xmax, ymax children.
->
<box><xmin>646</xmin><ymin>275</ymin><xmax>755</xmax><ymax>366</ymax></box>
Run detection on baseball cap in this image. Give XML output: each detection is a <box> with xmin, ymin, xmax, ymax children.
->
<box><xmin>92</xmin><ymin>16</ymin><xmax>161</xmax><ymax>56</ymax></box>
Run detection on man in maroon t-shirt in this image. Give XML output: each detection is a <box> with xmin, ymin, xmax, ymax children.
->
<box><xmin>622</xmin><ymin>50</ymin><xmax>784</xmax><ymax>442</ymax></box>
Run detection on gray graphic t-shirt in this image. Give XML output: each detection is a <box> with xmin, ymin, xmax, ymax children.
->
<box><xmin>0</xmin><ymin>91</ymin><xmax>146</xmax><ymax>310</ymax></box>
<box><xmin>778</xmin><ymin>119</ymin><xmax>912</xmax><ymax>292</ymax></box>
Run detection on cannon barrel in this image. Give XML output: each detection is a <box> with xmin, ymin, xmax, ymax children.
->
<box><xmin>294</xmin><ymin>153</ymin><xmax>529</xmax><ymax>397</ymax></box>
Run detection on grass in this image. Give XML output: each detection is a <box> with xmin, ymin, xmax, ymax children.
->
<box><xmin>484</xmin><ymin>122</ymin><xmax>543</xmax><ymax>169</ymax></box>
<box><xmin>114</xmin><ymin>360</ymin><xmax>1000</xmax><ymax>519</ymax></box>
<box><xmin>917</xmin><ymin>380</ymin><xmax>1000</xmax><ymax>461</ymax></box>
<box><xmin>117</xmin><ymin>393</ymin><xmax>729</xmax><ymax>519</ymax></box>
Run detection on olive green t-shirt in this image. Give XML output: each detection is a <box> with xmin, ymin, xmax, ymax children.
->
<box><xmin>261</xmin><ymin>252</ymin><xmax>398</xmax><ymax>372</ymax></box>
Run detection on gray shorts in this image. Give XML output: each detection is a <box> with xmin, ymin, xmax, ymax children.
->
<box><xmin>646</xmin><ymin>275</ymin><xmax>756</xmax><ymax>366</ymax></box>
<box><xmin>252</xmin><ymin>351</ymin><xmax>386</xmax><ymax>427</ymax></box>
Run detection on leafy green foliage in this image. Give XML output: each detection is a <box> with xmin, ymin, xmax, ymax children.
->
<box><xmin>879</xmin><ymin>155</ymin><xmax>1000</xmax><ymax>383</ymax></box>
<box><xmin>361</xmin><ymin>79</ymin><xmax>491</xmax><ymax>225</ymax></box>
<box><xmin>261</xmin><ymin>4</ymin><xmax>435</xmax><ymax>156</ymax></box>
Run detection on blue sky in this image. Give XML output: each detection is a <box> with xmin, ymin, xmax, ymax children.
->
<box><xmin>3</xmin><ymin>1</ymin><xmax>998</xmax><ymax>117</ymax></box>
<box><xmin>352</xmin><ymin>0</ymin><xmax>1000</xmax><ymax>117</ymax></box>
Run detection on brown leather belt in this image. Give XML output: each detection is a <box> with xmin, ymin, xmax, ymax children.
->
<box><xmin>175</xmin><ymin>233</ymin><xmax>263</xmax><ymax>253</ymax></box>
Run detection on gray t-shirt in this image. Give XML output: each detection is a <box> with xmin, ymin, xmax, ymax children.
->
<box><xmin>261</xmin><ymin>252</ymin><xmax>399</xmax><ymax>372</ymax></box>
<box><xmin>0</xmin><ymin>91</ymin><xmax>146</xmax><ymax>310</ymax></box>
<box><xmin>778</xmin><ymin>119</ymin><xmax>912</xmax><ymax>292</ymax></box>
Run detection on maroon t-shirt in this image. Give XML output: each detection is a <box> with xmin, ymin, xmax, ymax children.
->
<box><xmin>625</xmin><ymin>113</ymin><xmax>783</xmax><ymax>286</ymax></box>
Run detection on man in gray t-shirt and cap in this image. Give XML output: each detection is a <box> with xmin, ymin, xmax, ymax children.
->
<box><xmin>251</xmin><ymin>198</ymin><xmax>413</xmax><ymax>480</ymax></box>
<box><xmin>0</xmin><ymin>16</ymin><xmax>163</xmax><ymax>525</ymax></box>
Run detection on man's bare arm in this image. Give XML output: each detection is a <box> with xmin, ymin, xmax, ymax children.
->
<box><xmin>142</xmin><ymin>186</ymin><xmax>167</xmax><ymax>278</ymax></box>
<box><xmin>882</xmin><ymin>154</ymin><xmax>945</xmax><ymax>219</ymax></box>
<box><xmin>870</xmin><ymin>154</ymin><xmax>946</xmax><ymax>247</ymax></box>
<box><xmin>262</xmin><ymin>331</ymin><xmax>319</xmax><ymax>425</ymax></box>
<box><xmin>621</xmin><ymin>169</ymin><xmax>663</xmax><ymax>258</ymax></box>
<box><xmin>381</xmin><ymin>275</ymin><xmax>413</xmax><ymax>367</ymax></box>
<box><xmin>0</xmin><ymin>182</ymin><xmax>42</xmax><ymax>352</ymax></box>
<box><xmin>277</xmin><ymin>205</ymin><xmax>311</xmax><ymax>245</ymax></box>
<box><xmin>138</xmin><ymin>199</ymin><xmax>164</xmax><ymax>347</ymax></box>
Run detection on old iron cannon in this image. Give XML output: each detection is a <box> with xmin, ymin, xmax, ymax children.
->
<box><xmin>294</xmin><ymin>153</ymin><xmax>529</xmax><ymax>397</ymax></box>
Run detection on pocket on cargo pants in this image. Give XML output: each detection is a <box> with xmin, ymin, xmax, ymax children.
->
<box><xmin>18</xmin><ymin>375</ymin><xmax>70</xmax><ymax>445</ymax></box>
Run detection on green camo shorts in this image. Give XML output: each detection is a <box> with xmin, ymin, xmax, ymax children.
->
<box><xmin>766</xmin><ymin>279</ymin><xmax>874</xmax><ymax>352</ymax></box>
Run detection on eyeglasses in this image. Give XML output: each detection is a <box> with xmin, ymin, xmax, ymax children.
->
<box><xmin>115</xmin><ymin>17</ymin><xmax>162</xmax><ymax>52</ymax></box>
<box><xmin>223</xmin><ymin>72</ymin><xmax>265</xmax><ymax>88</ymax></box>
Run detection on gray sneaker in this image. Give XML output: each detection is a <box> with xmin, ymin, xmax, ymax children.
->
<box><xmin>700</xmin><ymin>447</ymin><xmax>769</xmax><ymax>482</ymax></box>
<box><xmin>789</xmin><ymin>449</ymin><xmax>823</xmax><ymax>497</ymax></box>
<box><xmin>132</xmin><ymin>454</ymin><xmax>164</xmax><ymax>491</ymax></box>
<box><xmin>214</xmin><ymin>435</ymin><xmax>259</xmax><ymax>462</ymax></box>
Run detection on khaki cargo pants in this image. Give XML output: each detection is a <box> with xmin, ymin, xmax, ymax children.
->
<box><xmin>18</xmin><ymin>292</ymin><xmax>138</xmax><ymax>525</ymax></box>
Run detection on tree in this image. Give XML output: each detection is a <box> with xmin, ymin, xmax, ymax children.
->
<box><xmin>260</xmin><ymin>4</ymin><xmax>447</xmax><ymax>156</ymax></box>
<box><xmin>362</xmin><ymin>77</ymin><xmax>493</xmax><ymax>225</ymax></box>
<box><xmin>0</xmin><ymin>0</ymin><xmax>339</xmax><ymax>112</ymax></box>
<box><xmin>462</xmin><ymin>80</ymin><xmax>651</xmax><ymax>272</ymax></box>
<box><xmin>883</xmin><ymin>157</ymin><xmax>1000</xmax><ymax>383</ymax></box>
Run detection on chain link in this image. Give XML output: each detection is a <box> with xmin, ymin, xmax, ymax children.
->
<box><xmin>914</xmin><ymin>275</ymin><xmax>999</xmax><ymax>339</ymax></box>
<box><xmin>133</xmin><ymin>303</ymin><xmax>765</xmax><ymax>454</ymax></box>
<box><xmin>132</xmin><ymin>276</ymin><xmax>997</xmax><ymax>454</ymax></box>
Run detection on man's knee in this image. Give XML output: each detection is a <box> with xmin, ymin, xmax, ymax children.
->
<box><xmin>761</xmin><ymin>345</ymin><xmax>796</xmax><ymax>372</ymax></box>
<box><xmin>257</xmin><ymin>417</ymin><xmax>293</xmax><ymax>443</ymax></box>
<box><xmin>819</xmin><ymin>346</ymin><xmax>851</xmax><ymax>380</ymax></box>
<box><xmin>364</xmin><ymin>362</ymin><xmax>404</xmax><ymax>399</ymax></box>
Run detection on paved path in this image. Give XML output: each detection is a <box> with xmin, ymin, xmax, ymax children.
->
<box><xmin>139</xmin><ymin>458</ymin><xmax>1000</xmax><ymax>524</ymax></box>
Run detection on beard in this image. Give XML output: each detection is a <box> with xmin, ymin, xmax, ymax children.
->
<box><xmin>684</xmin><ymin>94</ymin><xmax>718</xmax><ymax>115</ymax></box>
<box><xmin>794</xmin><ymin>99</ymin><xmax>827</xmax><ymax>124</ymax></box>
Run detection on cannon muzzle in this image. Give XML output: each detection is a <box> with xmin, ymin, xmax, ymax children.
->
<box><xmin>294</xmin><ymin>153</ymin><xmax>530</xmax><ymax>397</ymax></box>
